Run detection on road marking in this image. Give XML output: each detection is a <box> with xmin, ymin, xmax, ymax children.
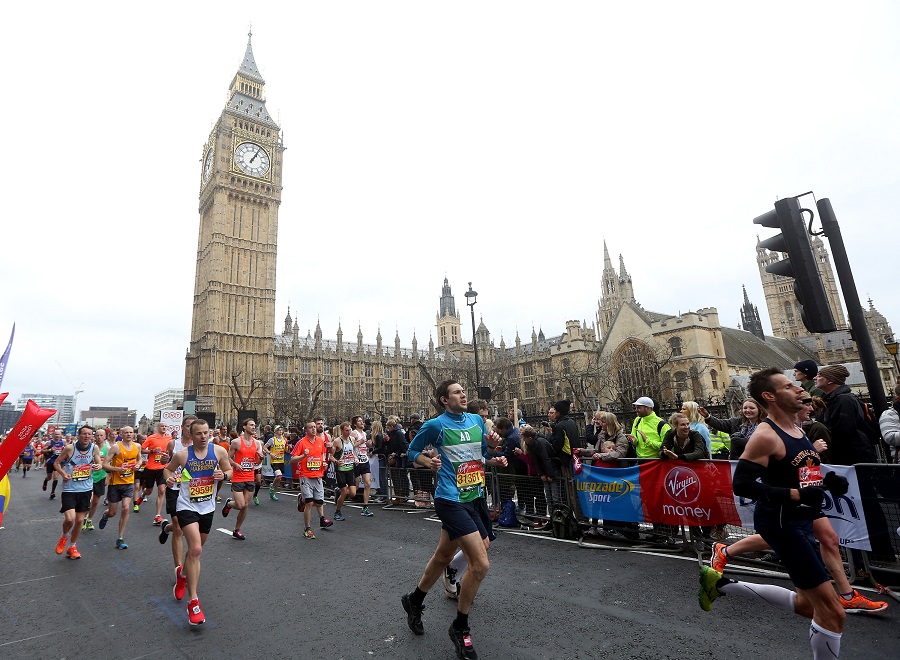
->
<box><xmin>0</xmin><ymin>575</ymin><xmax>57</xmax><ymax>588</ymax></box>
<box><xmin>216</xmin><ymin>528</ymin><xmax>232</xmax><ymax>536</ymax></box>
<box><xmin>0</xmin><ymin>630</ymin><xmax>61</xmax><ymax>648</ymax></box>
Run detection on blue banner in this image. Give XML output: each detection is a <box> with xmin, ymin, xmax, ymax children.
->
<box><xmin>575</xmin><ymin>464</ymin><xmax>644</xmax><ymax>522</ymax></box>
<box><xmin>0</xmin><ymin>323</ymin><xmax>13</xmax><ymax>390</ymax></box>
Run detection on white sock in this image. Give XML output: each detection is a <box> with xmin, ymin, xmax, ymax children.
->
<box><xmin>718</xmin><ymin>580</ymin><xmax>797</xmax><ymax>613</ymax></box>
<box><xmin>809</xmin><ymin>620</ymin><xmax>841</xmax><ymax>659</ymax></box>
<box><xmin>449</xmin><ymin>549</ymin><xmax>467</xmax><ymax>582</ymax></box>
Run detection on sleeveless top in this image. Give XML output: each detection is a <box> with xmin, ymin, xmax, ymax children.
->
<box><xmin>352</xmin><ymin>431</ymin><xmax>370</xmax><ymax>465</ymax></box>
<box><xmin>335</xmin><ymin>437</ymin><xmax>356</xmax><ymax>471</ymax></box>
<box><xmin>62</xmin><ymin>442</ymin><xmax>95</xmax><ymax>493</ymax></box>
<box><xmin>109</xmin><ymin>441</ymin><xmax>141</xmax><ymax>486</ymax></box>
<box><xmin>175</xmin><ymin>445</ymin><xmax>218</xmax><ymax>515</ymax></box>
<box><xmin>755</xmin><ymin>418</ymin><xmax>823</xmax><ymax>521</ymax></box>
<box><xmin>232</xmin><ymin>435</ymin><xmax>260</xmax><ymax>482</ymax></box>
<box><xmin>269</xmin><ymin>437</ymin><xmax>286</xmax><ymax>463</ymax></box>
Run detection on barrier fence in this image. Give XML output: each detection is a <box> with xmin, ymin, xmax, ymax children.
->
<box><xmin>255</xmin><ymin>455</ymin><xmax>898</xmax><ymax>594</ymax></box>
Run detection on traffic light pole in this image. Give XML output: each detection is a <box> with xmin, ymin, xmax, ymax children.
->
<box><xmin>816</xmin><ymin>198</ymin><xmax>889</xmax><ymax>415</ymax></box>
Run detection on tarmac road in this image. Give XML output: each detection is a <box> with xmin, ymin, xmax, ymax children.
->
<box><xmin>0</xmin><ymin>472</ymin><xmax>895</xmax><ymax>659</ymax></box>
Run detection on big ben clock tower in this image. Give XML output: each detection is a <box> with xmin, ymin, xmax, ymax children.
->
<box><xmin>184</xmin><ymin>32</ymin><xmax>285</xmax><ymax>422</ymax></box>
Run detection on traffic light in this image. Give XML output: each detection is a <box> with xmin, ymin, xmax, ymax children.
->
<box><xmin>754</xmin><ymin>197</ymin><xmax>836</xmax><ymax>333</ymax></box>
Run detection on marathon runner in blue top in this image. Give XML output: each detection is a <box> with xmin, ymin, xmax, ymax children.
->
<box><xmin>401</xmin><ymin>379</ymin><xmax>507</xmax><ymax>660</ymax></box>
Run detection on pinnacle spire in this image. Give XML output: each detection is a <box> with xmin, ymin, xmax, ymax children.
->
<box><xmin>603</xmin><ymin>240</ymin><xmax>613</xmax><ymax>271</ymax></box>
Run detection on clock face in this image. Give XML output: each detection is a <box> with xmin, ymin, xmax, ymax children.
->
<box><xmin>203</xmin><ymin>149</ymin><xmax>214</xmax><ymax>181</ymax></box>
<box><xmin>233</xmin><ymin>142</ymin><xmax>271</xmax><ymax>177</ymax></box>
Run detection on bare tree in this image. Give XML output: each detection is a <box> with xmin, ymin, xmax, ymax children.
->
<box><xmin>228</xmin><ymin>370</ymin><xmax>270</xmax><ymax>423</ymax></box>
<box><xmin>272</xmin><ymin>375</ymin><xmax>325</xmax><ymax>426</ymax></box>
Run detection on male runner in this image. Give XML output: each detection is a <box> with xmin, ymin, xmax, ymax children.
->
<box><xmin>136</xmin><ymin>422</ymin><xmax>171</xmax><ymax>524</ymax></box>
<box><xmin>351</xmin><ymin>415</ymin><xmax>374</xmax><ymax>516</ymax></box>
<box><xmin>222</xmin><ymin>418</ymin><xmax>264</xmax><ymax>540</ymax></box>
<box><xmin>157</xmin><ymin>414</ymin><xmax>196</xmax><ymax>599</ymax></box>
<box><xmin>710</xmin><ymin>395</ymin><xmax>888</xmax><ymax>614</ymax></box>
<box><xmin>291</xmin><ymin>421</ymin><xmax>333</xmax><ymax>538</ymax></box>
<box><xmin>42</xmin><ymin>428</ymin><xmax>66</xmax><ymax>499</ymax></box>
<box><xmin>84</xmin><ymin>428</ymin><xmax>110</xmax><ymax>530</ymax></box>
<box><xmin>99</xmin><ymin>426</ymin><xmax>143</xmax><ymax>549</ymax></box>
<box><xmin>53</xmin><ymin>425</ymin><xmax>102</xmax><ymax>559</ymax></box>
<box><xmin>698</xmin><ymin>367</ymin><xmax>849</xmax><ymax>658</ymax></box>
<box><xmin>162</xmin><ymin>419</ymin><xmax>232</xmax><ymax>625</ymax></box>
<box><xmin>19</xmin><ymin>441</ymin><xmax>34</xmax><ymax>477</ymax></box>
<box><xmin>265</xmin><ymin>425</ymin><xmax>287</xmax><ymax>500</ymax></box>
<box><xmin>332</xmin><ymin>422</ymin><xmax>357</xmax><ymax>521</ymax></box>
<box><xmin>401</xmin><ymin>380</ymin><xmax>507</xmax><ymax>660</ymax></box>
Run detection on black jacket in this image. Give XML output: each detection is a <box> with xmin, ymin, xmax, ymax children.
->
<box><xmin>551</xmin><ymin>415</ymin><xmax>582</xmax><ymax>460</ymax></box>
<box><xmin>821</xmin><ymin>385</ymin><xmax>877</xmax><ymax>464</ymax></box>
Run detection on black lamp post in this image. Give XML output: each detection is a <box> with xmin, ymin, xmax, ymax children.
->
<box><xmin>464</xmin><ymin>282</ymin><xmax>480</xmax><ymax>390</ymax></box>
<box><xmin>885</xmin><ymin>337</ymin><xmax>900</xmax><ymax>376</ymax></box>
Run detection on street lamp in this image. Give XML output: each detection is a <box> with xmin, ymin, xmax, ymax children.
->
<box><xmin>464</xmin><ymin>282</ymin><xmax>480</xmax><ymax>390</ymax></box>
<box><xmin>885</xmin><ymin>337</ymin><xmax>900</xmax><ymax>375</ymax></box>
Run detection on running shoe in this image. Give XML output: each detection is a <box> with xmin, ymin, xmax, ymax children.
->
<box><xmin>98</xmin><ymin>512</ymin><xmax>109</xmax><ymax>530</ymax></box>
<box><xmin>270</xmin><ymin>492</ymin><xmax>279</xmax><ymax>501</ymax></box>
<box><xmin>449</xmin><ymin>623</ymin><xmax>478</xmax><ymax>659</ymax></box>
<box><xmin>133</xmin><ymin>502</ymin><xmax>140</xmax><ymax>513</ymax></box>
<box><xmin>443</xmin><ymin>567</ymin><xmax>460</xmax><ymax>600</ymax></box>
<box><xmin>401</xmin><ymin>593</ymin><xmax>425</xmax><ymax>635</ymax></box>
<box><xmin>187</xmin><ymin>599</ymin><xmax>205</xmax><ymax>626</ymax></box>
<box><xmin>173</xmin><ymin>565</ymin><xmax>187</xmax><ymax>601</ymax></box>
<box><xmin>84</xmin><ymin>518</ymin><xmax>94</xmax><ymax>530</ymax></box>
<box><xmin>334</xmin><ymin>511</ymin><xmax>346</xmax><ymax>521</ymax></box>
<box><xmin>215</xmin><ymin>496</ymin><xmax>222</xmax><ymax>503</ymax></box>
<box><xmin>361</xmin><ymin>506</ymin><xmax>373</xmax><ymax>517</ymax></box>
<box><xmin>153</xmin><ymin>515</ymin><xmax>163</xmax><ymax>526</ymax></box>
<box><xmin>158</xmin><ymin>520</ymin><xmax>171</xmax><ymax>544</ymax></box>
<box><xmin>66</xmin><ymin>545</ymin><xmax>81</xmax><ymax>560</ymax></box>
<box><xmin>49</xmin><ymin>493</ymin><xmax>56</xmax><ymax>500</ymax></box>
<box><xmin>297</xmin><ymin>497</ymin><xmax>304</xmax><ymax>513</ymax></box>
<box><xmin>711</xmin><ymin>542</ymin><xmax>730</xmax><ymax>573</ymax></box>
<box><xmin>233</xmin><ymin>529</ymin><xmax>246</xmax><ymax>540</ymax></box>
<box><xmin>840</xmin><ymin>589</ymin><xmax>889</xmax><ymax>614</ymax></box>
<box><xmin>320</xmin><ymin>516</ymin><xmax>334</xmax><ymax>529</ymax></box>
<box><xmin>253</xmin><ymin>495</ymin><xmax>260</xmax><ymax>506</ymax></box>
<box><xmin>116</xmin><ymin>538</ymin><xmax>128</xmax><ymax>550</ymax></box>
<box><xmin>55</xmin><ymin>535</ymin><xmax>67</xmax><ymax>555</ymax></box>
<box><xmin>42</xmin><ymin>479</ymin><xmax>48</xmax><ymax>491</ymax></box>
<box><xmin>222</xmin><ymin>498</ymin><xmax>233</xmax><ymax>517</ymax></box>
<box><xmin>698</xmin><ymin>566</ymin><xmax>722</xmax><ymax>612</ymax></box>
<box><xmin>304</xmin><ymin>527</ymin><xmax>316</xmax><ymax>539</ymax></box>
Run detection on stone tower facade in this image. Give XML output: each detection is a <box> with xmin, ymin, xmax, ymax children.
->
<box><xmin>756</xmin><ymin>235</ymin><xmax>846</xmax><ymax>338</ymax></box>
<box><xmin>739</xmin><ymin>285</ymin><xmax>765</xmax><ymax>340</ymax></box>
<box><xmin>596</xmin><ymin>241</ymin><xmax>634</xmax><ymax>338</ymax></box>
<box><xmin>184</xmin><ymin>33</ymin><xmax>285</xmax><ymax>419</ymax></box>
<box><xmin>435</xmin><ymin>277</ymin><xmax>462</xmax><ymax>348</ymax></box>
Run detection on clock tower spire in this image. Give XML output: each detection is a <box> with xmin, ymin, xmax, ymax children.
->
<box><xmin>185</xmin><ymin>34</ymin><xmax>285</xmax><ymax>423</ymax></box>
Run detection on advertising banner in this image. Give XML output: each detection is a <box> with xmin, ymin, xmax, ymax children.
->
<box><xmin>160</xmin><ymin>410</ymin><xmax>184</xmax><ymax>442</ymax></box>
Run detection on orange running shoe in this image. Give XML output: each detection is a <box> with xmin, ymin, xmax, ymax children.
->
<box><xmin>840</xmin><ymin>589</ymin><xmax>888</xmax><ymax>614</ymax></box>
<box><xmin>55</xmin><ymin>536</ymin><xmax>67</xmax><ymax>555</ymax></box>
<box><xmin>710</xmin><ymin>542</ymin><xmax>729</xmax><ymax>573</ymax></box>
<box><xmin>66</xmin><ymin>545</ymin><xmax>81</xmax><ymax>560</ymax></box>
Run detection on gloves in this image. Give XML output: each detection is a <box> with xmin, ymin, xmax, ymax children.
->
<box><xmin>822</xmin><ymin>471</ymin><xmax>849</xmax><ymax>497</ymax></box>
<box><xmin>798</xmin><ymin>486</ymin><xmax>825</xmax><ymax>508</ymax></box>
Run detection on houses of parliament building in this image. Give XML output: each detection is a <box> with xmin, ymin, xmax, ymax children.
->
<box><xmin>183</xmin><ymin>36</ymin><xmax>896</xmax><ymax>425</ymax></box>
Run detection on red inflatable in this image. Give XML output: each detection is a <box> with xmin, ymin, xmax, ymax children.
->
<box><xmin>0</xmin><ymin>393</ymin><xmax>7</xmax><ymax>406</ymax></box>
<box><xmin>0</xmin><ymin>399</ymin><xmax>57</xmax><ymax>482</ymax></box>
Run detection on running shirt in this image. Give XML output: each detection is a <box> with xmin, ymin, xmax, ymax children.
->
<box><xmin>109</xmin><ymin>441</ymin><xmax>141</xmax><ymax>486</ymax></box>
<box><xmin>335</xmin><ymin>437</ymin><xmax>356</xmax><ymax>472</ymax></box>
<box><xmin>142</xmin><ymin>433</ymin><xmax>172</xmax><ymax>470</ymax></box>
<box><xmin>756</xmin><ymin>418</ymin><xmax>823</xmax><ymax>520</ymax></box>
<box><xmin>408</xmin><ymin>411</ymin><xmax>490</xmax><ymax>503</ymax></box>
<box><xmin>20</xmin><ymin>445</ymin><xmax>34</xmax><ymax>461</ymax></box>
<box><xmin>62</xmin><ymin>443</ymin><xmax>96</xmax><ymax>493</ymax></box>
<box><xmin>352</xmin><ymin>431</ymin><xmax>370</xmax><ymax>465</ymax></box>
<box><xmin>46</xmin><ymin>438</ymin><xmax>65</xmax><ymax>465</ymax></box>
<box><xmin>167</xmin><ymin>437</ymin><xmax>192</xmax><ymax>491</ymax></box>
<box><xmin>175</xmin><ymin>445</ymin><xmax>219</xmax><ymax>515</ymax></box>
<box><xmin>292</xmin><ymin>436</ymin><xmax>327</xmax><ymax>479</ymax></box>
<box><xmin>232</xmin><ymin>435</ymin><xmax>261</xmax><ymax>482</ymax></box>
<box><xmin>267</xmin><ymin>436</ymin><xmax>286</xmax><ymax>463</ymax></box>
<box><xmin>92</xmin><ymin>443</ymin><xmax>109</xmax><ymax>483</ymax></box>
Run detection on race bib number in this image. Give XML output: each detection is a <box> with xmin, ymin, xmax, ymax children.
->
<box><xmin>240</xmin><ymin>459</ymin><xmax>254</xmax><ymax>470</ymax></box>
<box><xmin>306</xmin><ymin>458</ymin><xmax>322</xmax><ymax>471</ymax></box>
<box><xmin>189</xmin><ymin>475</ymin><xmax>215</xmax><ymax>502</ymax></box>
<box><xmin>272</xmin><ymin>449</ymin><xmax>285</xmax><ymax>461</ymax></box>
<box><xmin>456</xmin><ymin>461</ymin><xmax>485</xmax><ymax>490</ymax></box>
<box><xmin>71</xmin><ymin>464</ymin><xmax>91</xmax><ymax>481</ymax></box>
<box><xmin>798</xmin><ymin>461</ymin><xmax>823</xmax><ymax>489</ymax></box>
<box><xmin>121</xmin><ymin>460</ymin><xmax>136</xmax><ymax>479</ymax></box>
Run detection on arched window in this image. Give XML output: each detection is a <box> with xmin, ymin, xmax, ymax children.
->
<box><xmin>784</xmin><ymin>301</ymin><xmax>795</xmax><ymax>323</ymax></box>
<box><xmin>613</xmin><ymin>339</ymin><xmax>657</xmax><ymax>405</ymax></box>
<box><xmin>710</xmin><ymin>369</ymin><xmax>719</xmax><ymax>390</ymax></box>
<box><xmin>674</xmin><ymin>371</ymin><xmax>688</xmax><ymax>395</ymax></box>
<box><xmin>668</xmin><ymin>336</ymin><xmax>683</xmax><ymax>357</ymax></box>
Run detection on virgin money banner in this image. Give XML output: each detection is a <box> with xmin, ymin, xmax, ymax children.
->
<box><xmin>575</xmin><ymin>464</ymin><xmax>643</xmax><ymax>522</ymax></box>
<box><xmin>639</xmin><ymin>460</ymin><xmax>741</xmax><ymax>527</ymax></box>
<box><xmin>0</xmin><ymin>400</ymin><xmax>57</xmax><ymax>482</ymax></box>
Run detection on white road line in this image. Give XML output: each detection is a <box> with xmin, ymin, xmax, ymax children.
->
<box><xmin>216</xmin><ymin>528</ymin><xmax>232</xmax><ymax>536</ymax></box>
<box><xmin>0</xmin><ymin>575</ymin><xmax>57</xmax><ymax>588</ymax></box>
<box><xmin>0</xmin><ymin>630</ymin><xmax>61</xmax><ymax>648</ymax></box>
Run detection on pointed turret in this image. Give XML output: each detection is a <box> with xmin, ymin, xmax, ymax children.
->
<box><xmin>740</xmin><ymin>285</ymin><xmax>765</xmax><ymax>340</ymax></box>
<box><xmin>412</xmin><ymin>331</ymin><xmax>418</xmax><ymax>357</ymax></box>
<box><xmin>283</xmin><ymin>306</ymin><xmax>292</xmax><ymax>335</ymax></box>
<box><xmin>225</xmin><ymin>30</ymin><xmax>278</xmax><ymax>128</ymax></box>
<box><xmin>394</xmin><ymin>329</ymin><xmax>401</xmax><ymax>355</ymax></box>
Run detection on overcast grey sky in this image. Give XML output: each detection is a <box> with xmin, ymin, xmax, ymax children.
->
<box><xmin>2</xmin><ymin>1</ymin><xmax>898</xmax><ymax>420</ymax></box>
